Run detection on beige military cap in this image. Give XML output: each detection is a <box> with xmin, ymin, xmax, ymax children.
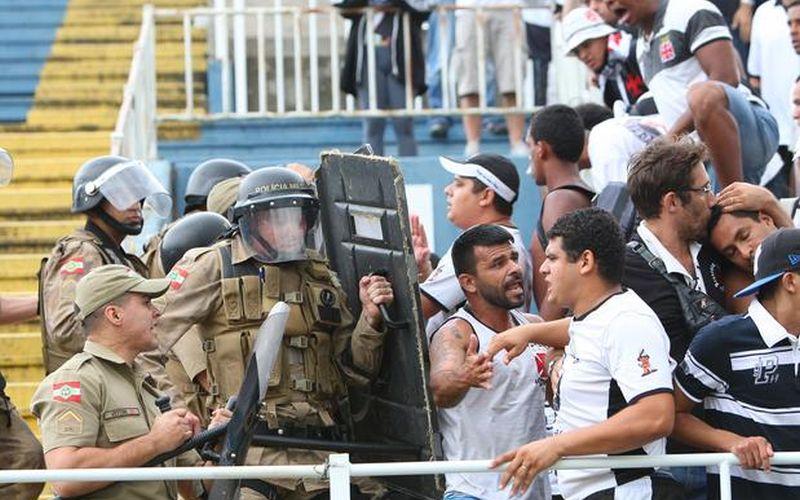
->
<box><xmin>74</xmin><ymin>264</ymin><xmax>169</xmax><ymax>320</ymax></box>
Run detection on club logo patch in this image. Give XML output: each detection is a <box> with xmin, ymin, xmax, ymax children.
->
<box><xmin>52</xmin><ymin>381</ymin><xmax>81</xmax><ymax>403</ymax></box>
<box><xmin>659</xmin><ymin>36</ymin><xmax>675</xmax><ymax>63</ymax></box>
<box><xmin>637</xmin><ymin>349</ymin><xmax>658</xmax><ymax>377</ymax></box>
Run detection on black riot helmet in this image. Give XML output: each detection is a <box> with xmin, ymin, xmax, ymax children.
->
<box><xmin>72</xmin><ymin>155</ymin><xmax>171</xmax><ymax>235</ymax></box>
<box><xmin>159</xmin><ymin>212</ymin><xmax>232</xmax><ymax>273</ymax></box>
<box><xmin>232</xmin><ymin>167</ymin><xmax>320</xmax><ymax>264</ymax></box>
<box><xmin>185</xmin><ymin>158</ymin><xmax>251</xmax><ymax>213</ymax></box>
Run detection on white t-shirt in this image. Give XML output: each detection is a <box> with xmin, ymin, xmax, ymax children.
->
<box><xmin>555</xmin><ymin>290</ymin><xmax>673</xmax><ymax>500</ymax></box>
<box><xmin>437</xmin><ymin>308</ymin><xmax>549</xmax><ymax>500</ymax></box>
<box><xmin>587</xmin><ymin>115</ymin><xmax>666</xmax><ymax>192</ymax></box>
<box><xmin>748</xmin><ymin>1</ymin><xmax>800</xmax><ymax>147</ymax></box>
<box><xmin>635</xmin><ymin>0</ymin><xmax>751</xmax><ymax>128</ymax></box>
<box><xmin>421</xmin><ymin>224</ymin><xmax>532</xmax><ymax>337</ymax></box>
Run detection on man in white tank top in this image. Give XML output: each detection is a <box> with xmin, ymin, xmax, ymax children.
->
<box><xmin>428</xmin><ymin>224</ymin><xmax>549</xmax><ymax>500</ymax></box>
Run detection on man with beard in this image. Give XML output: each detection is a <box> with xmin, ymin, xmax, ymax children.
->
<box><xmin>606</xmin><ymin>0</ymin><xmax>779</xmax><ymax>187</ymax></box>
<box><xmin>624</xmin><ymin>138</ymin><xmax>726</xmax><ymax>362</ymax></box>
<box><xmin>39</xmin><ymin>156</ymin><xmax>171</xmax><ymax>374</ymax></box>
<box><xmin>429</xmin><ymin>224</ymin><xmax>549</xmax><ymax>500</ymax></box>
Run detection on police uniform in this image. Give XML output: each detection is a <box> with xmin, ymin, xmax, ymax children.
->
<box><xmin>0</xmin><ymin>370</ymin><xmax>44</xmax><ymax>500</ymax></box>
<box><xmin>142</xmin><ymin>221</ymin><xmax>209</xmax><ymax>422</ymax></box>
<box><xmin>30</xmin><ymin>340</ymin><xmax>202</xmax><ymax>500</ymax></box>
<box><xmin>155</xmin><ymin>233</ymin><xmax>387</xmax><ymax>495</ymax></box>
<box><xmin>39</xmin><ymin>222</ymin><xmax>149</xmax><ymax>374</ymax></box>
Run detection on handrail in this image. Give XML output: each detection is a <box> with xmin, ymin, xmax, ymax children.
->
<box><xmin>110</xmin><ymin>4</ymin><xmax>157</xmax><ymax>160</ymax></box>
<box><xmin>3</xmin><ymin>452</ymin><xmax>799</xmax><ymax>500</ymax></box>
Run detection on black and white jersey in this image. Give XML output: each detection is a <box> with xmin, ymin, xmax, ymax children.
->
<box><xmin>635</xmin><ymin>0</ymin><xmax>761</xmax><ymax>129</ymax></box>
<box><xmin>675</xmin><ymin>299</ymin><xmax>800</xmax><ymax>499</ymax></box>
<box><xmin>420</xmin><ymin>224</ymin><xmax>532</xmax><ymax>337</ymax></box>
<box><xmin>556</xmin><ymin>290</ymin><xmax>673</xmax><ymax>499</ymax></box>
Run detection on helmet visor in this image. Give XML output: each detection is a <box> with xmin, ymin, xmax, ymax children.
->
<box><xmin>240</xmin><ymin>205</ymin><xmax>320</xmax><ymax>264</ymax></box>
<box><xmin>87</xmin><ymin>160</ymin><xmax>171</xmax><ymax>217</ymax></box>
<box><xmin>0</xmin><ymin>148</ymin><xmax>13</xmax><ymax>187</ymax></box>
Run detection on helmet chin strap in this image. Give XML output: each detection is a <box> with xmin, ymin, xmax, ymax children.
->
<box><xmin>96</xmin><ymin>207</ymin><xmax>143</xmax><ymax>236</ymax></box>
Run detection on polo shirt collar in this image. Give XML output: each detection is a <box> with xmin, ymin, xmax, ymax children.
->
<box><xmin>637</xmin><ymin>221</ymin><xmax>703</xmax><ymax>285</ymax></box>
<box><xmin>84</xmin><ymin>340</ymin><xmax>128</xmax><ymax>365</ymax></box>
<box><xmin>748</xmin><ymin>299</ymin><xmax>799</xmax><ymax>347</ymax></box>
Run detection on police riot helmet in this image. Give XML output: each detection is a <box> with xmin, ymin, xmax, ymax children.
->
<box><xmin>0</xmin><ymin>148</ymin><xmax>13</xmax><ymax>187</ymax></box>
<box><xmin>159</xmin><ymin>212</ymin><xmax>232</xmax><ymax>273</ymax></box>
<box><xmin>185</xmin><ymin>158</ymin><xmax>251</xmax><ymax>213</ymax></box>
<box><xmin>231</xmin><ymin>166</ymin><xmax>320</xmax><ymax>264</ymax></box>
<box><xmin>72</xmin><ymin>155</ymin><xmax>172</xmax><ymax>235</ymax></box>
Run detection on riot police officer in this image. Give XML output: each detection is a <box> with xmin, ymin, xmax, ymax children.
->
<box><xmin>154</xmin><ymin>167</ymin><xmax>394</xmax><ymax>498</ymax></box>
<box><xmin>157</xmin><ymin>212</ymin><xmax>231</xmax><ymax>421</ymax></box>
<box><xmin>39</xmin><ymin>155</ymin><xmax>171</xmax><ymax>374</ymax></box>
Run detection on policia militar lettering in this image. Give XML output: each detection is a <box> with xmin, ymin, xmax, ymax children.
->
<box><xmin>38</xmin><ymin>155</ymin><xmax>171</xmax><ymax>374</ymax></box>
<box><xmin>153</xmin><ymin>167</ymin><xmax>395</xmax><ymax>498</ymax></box>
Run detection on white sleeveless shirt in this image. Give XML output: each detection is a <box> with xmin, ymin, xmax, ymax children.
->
<box><xmin>436</xmin><ymin>307</ymin><xmax>550</xmax><ymax>500</ymax></box>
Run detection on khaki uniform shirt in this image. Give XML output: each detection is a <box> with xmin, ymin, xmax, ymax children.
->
<box><xmin>142</xmin><ymin>223</ymin><xmax>208</xmax><ymax>419</ymax></box>
<box><xmin>31</xmin><ymin>341</ymin><xmax>201</xmax><ymax>500</ymax></box>
<box><xmin>39</xmin><ymin>225</ymin><xmax>148</xmax><ymax>374</ymax></box>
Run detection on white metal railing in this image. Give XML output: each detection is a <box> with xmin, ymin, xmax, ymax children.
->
<box><xmin>110</xmin><ymin>4</ymin><xmax>158</xmax><ymax>160</ymax></box>
<box><xmin>3</xmin><ymin>452</ymin><xmax>799</xmax><ymax>500</ymax></box>
<box><xmin>151</xmin><ymin>2</ymin><xmax>591</xmax><ymax>123</ymax></box>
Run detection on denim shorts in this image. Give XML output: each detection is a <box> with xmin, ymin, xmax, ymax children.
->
<box><xmin>721</xmin><ymin>82</ymin><xmax>779</xmax><ymax>185</ymax></box>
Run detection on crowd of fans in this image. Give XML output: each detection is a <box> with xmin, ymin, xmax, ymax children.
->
<box><xmin>409</xmin><ymin>0</ymin><xmax>800</xmax><ymax>499</ymax></box>
<box><xmin>3</xmin><ymin>0</ymin><xmax>800</xmax><ymax>499</ymax></box>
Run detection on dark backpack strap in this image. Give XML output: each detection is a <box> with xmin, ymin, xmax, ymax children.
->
<box><xmin>628</xmin><ymin>240</ymin><xmax>672</xmax><ymax>280</ymax></box>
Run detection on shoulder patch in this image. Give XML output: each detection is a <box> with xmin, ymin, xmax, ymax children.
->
<box><xmin>52</xmin><ymin>381</ymin><xmax>81</xmax><ymax>402</ymax></box>
<box><xmin>59</xmin><ymin>258</ymin><xmax>85</xmax><ymax>276</ymax></box>
<box><xmin>167</xmin><ymin>267</ymin><xmax>189</xmax><ymax>290</ymax></box>
<box><xmin>56</xmin><ymin>410</ymin><xmax>84</xmax><ymax>435</ymax></box>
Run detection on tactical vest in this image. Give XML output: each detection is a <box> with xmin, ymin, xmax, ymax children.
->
<box><xmin>202</xmin><ymin>242</ymin><xmax>352</xmax><ymax>428</ymax></box>
<box><xmin>38</xmin><ymin>229</ymin><xmax>148</xmax><ymax>373</ymax></box>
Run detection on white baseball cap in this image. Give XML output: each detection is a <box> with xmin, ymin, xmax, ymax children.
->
<box><xmin>562</xmin><ymin>7</ymin><xmax>617</xmax><ymax>55</ymax></box>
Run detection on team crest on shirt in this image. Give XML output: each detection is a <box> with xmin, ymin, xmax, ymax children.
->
<box><xmin>753</xmin><ymin>355</ymin><xmax>779</xmax><ymax>385</ymax></box>
<box><xmin>167</xmin><ymin>267</ymin><xmax>188</xmax><ymax>290</ymax></box>
<box><xmin>637</xmin><ymin>349</ymin><xmax>658</xmax><ymax>377</ymax></box>
<box><xmin>659</xmin><ymin>36</ymin><xmax>675</xmax><ymax>63</ymax></box>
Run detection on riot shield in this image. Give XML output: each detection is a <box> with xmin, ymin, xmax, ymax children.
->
<box><xmin>316</xmin><ymin>152</ymin><xmax>443</xmax><ymax>499</ymax></box>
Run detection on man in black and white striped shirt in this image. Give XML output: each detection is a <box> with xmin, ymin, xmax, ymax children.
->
<box><xmin>674</xmin><ymin>228</ymin><xmax>800</xmax><ymax>499</ymax></box>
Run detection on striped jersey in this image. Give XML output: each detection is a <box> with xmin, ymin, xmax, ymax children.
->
<box><xmin>674</xmin><ymin>299</ymin><xmax>800</xmax><ymax>499</ymax></box>
<box><xmin>634</xmin><ymin>0</ymin><xmax>762</xmax><ymax>129</ymax></box>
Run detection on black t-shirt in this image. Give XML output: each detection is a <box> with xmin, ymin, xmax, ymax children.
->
<box><xmin>621</xmin><ymin>233</ymin><xmax>727</xmax><ymax>362</ymax></box>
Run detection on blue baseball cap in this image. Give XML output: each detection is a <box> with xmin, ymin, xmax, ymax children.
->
<box><xmin>734</xmin><ymin>228</ymin><xmax>800</xmax><ymax>298</ymax></box>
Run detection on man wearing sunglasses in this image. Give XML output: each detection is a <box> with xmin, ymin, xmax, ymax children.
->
<box><xmin>38</xmin><ymin>155</ymin><xmax>171</xmax><ymax>374</ymax></box>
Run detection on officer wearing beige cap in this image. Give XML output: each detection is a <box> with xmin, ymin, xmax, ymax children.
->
<box><xmin>31</xmin><ymin>265</ymin><xmax>215</xmax><ymax>500</ymax></box>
